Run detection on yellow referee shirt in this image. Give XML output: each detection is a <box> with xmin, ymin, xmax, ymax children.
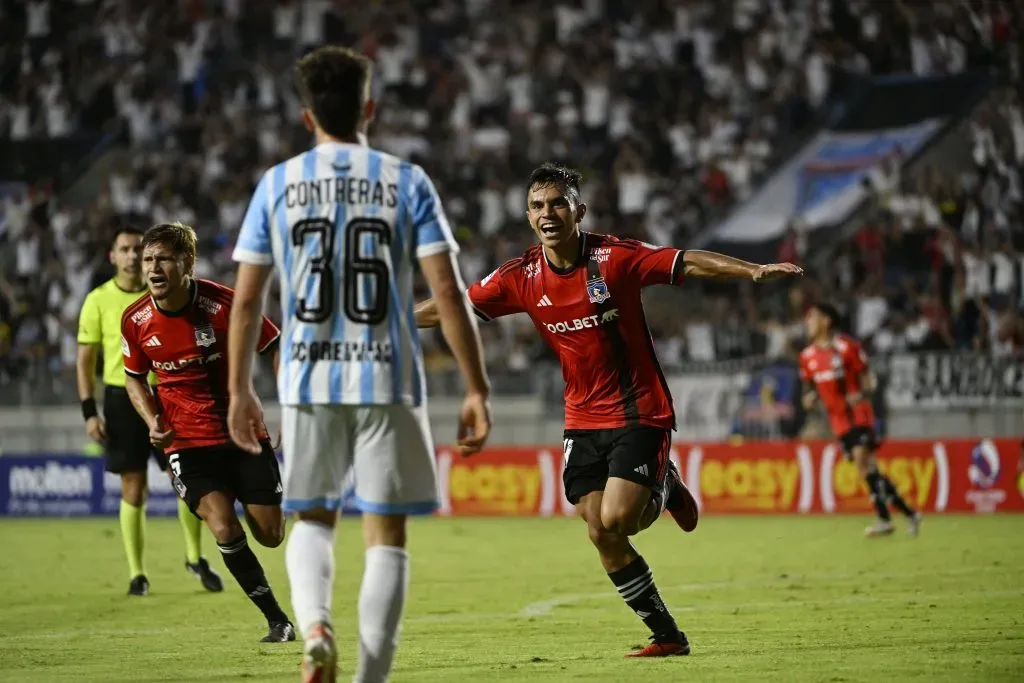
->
<box><xmin>77</xmin><ymin>278</ymin><xmax>152</xmax><ymax>387</ymax></box>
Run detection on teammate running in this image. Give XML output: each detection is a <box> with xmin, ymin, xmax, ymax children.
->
<box><xmin>227</xmin><ymin>46</ymin><xmax>490</xmax><ymax>682</ymax></box>
<box><xmin>77</xmin><ymin>226</ymin><xmax>220</xmax><ymax>596</ymax></box>
<box><xmin>414</xmin><ymin>162</ymin><xmax>803</xmax><ymax>657</ymax></box>
<box><xmin>800</xmin><ymin>302</ymin><xmax>921</xmax><ymax>537</ymax></box>
<box><xmin>121</xmin><ymin>222</ymin><xmax>295</xmax><ymax>643</ymax></box>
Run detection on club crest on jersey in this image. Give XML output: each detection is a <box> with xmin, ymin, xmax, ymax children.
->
<box><xmin>586</xmin><ymin>278</ymin><xmax>610</xmax><ymax>304</ymax></box>
<box><xmin>194</xmin><ymin>324</ymin><xmax>216</xmax><ymax>348</ymax></box>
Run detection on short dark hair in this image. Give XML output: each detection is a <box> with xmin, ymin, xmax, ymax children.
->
<box><xmin>527</xmin><ymin>162</ymin><xmax>583</xmax><ymax>205</ymax></box>
<box><xmin>812</xmin><ymin>302</ymin><xmax>840</xmax><ymax>328</ymax></box>
<box><xmin>143</xmin><ymin>222</ymin><xmax>198</xmax><ymax>267</ymax></box>
<box><xmin>294</xmin><ymin>46</ymin><xmax>373</xmax><ymax>139</ymax></box>
<box><xmin>111</xmin><ymin>226</ymin><xmax>144</xmax><ymax>248</ymax></box>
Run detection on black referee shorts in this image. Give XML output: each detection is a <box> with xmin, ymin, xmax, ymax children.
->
<box><xmin>103</xmin><ymin>386</ymin><xmax>168</xmax><ymax>473</ymax></box>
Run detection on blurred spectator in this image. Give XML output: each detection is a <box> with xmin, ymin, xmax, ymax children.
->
<box><xmin>1</xmin><ymin>0</ymin><xmax>1023</xmax><ymax>399</ymax></box>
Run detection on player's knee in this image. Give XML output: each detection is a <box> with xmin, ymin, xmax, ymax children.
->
<box><xmin>599</xmin><ymin>506</ymin><xmax>640</xmax><ymax>537</ymax></box>
<box><xmin>586</xmin><ymin>521</ymin><xmax>610</xmax><ymax>549</ymax></box>
<box><xmin>586</xmin><ymin>517</ymin><xmax>625</xmax><ymax>550</ymax></box>
<box><xmin>207</xmin><ymin>517</ymin><xmax>244</xmax><ymax>544</ymax></box>
<box><xmin>250</xmin><ymin>517</ymin><xmax>285</xmax><ymax>548</ymax></box>
<box><xmin>266</xmin><ymin>523</ymin><xmax>286</xmax><ymax>547</ymax></box>
<box><xmin>200</xmin><ymin>501</ymin><xmax>244</xmax><ymax>543</ymax></box>
<box><xmin>297</xmin><ymin>507</ymin><xmax>338</xmax><ymax>527</ymax></box>
<box><xmin>601</xmin><ymin>516</ymin><xmax>636</xmax><ymax>538</ymax></box>
<box><xmin>363</xmin><ymin>513</ymin><xmax>407</xmax><ymax>548</ymax></box>
<box><xmin>256</xmin><ymin>530</ymin><xmax>284</xmax><ymax>548</ymax></box>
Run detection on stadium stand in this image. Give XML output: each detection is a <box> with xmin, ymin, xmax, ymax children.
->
<box><xmin>1</xmin><ymin>0</ymin><xmax>1022</xmax><ymax>403</ymax></box>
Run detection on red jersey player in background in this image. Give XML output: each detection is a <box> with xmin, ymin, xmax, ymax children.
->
<box><xmin>800</xmin><ymin>302</ymin><xmax>920</xmax><ymax>537</ymax></box>
<box><xmin>121</xmin><ymin>222</ymin><xmax>295</xmax><ymax>643</ymax></box>
<box><xmin>415</xmin><ymin>163</ymin><xmax>802</xmax><ymax>657</ymax></box>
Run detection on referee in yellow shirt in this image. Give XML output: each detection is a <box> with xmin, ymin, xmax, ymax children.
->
<box><xmin>76</xmin><ymin>226</ymin><xmax>222</xmax><ymax>596</ymax></box>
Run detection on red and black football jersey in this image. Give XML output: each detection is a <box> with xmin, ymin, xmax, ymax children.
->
<box><xmin>468</xmin><ymin>233</ymin><xmax>683</xmax><ymax>431</ymax></box>
<box><xmin>121</xmin><ymin>278</ymin><xmax>279</xmax><ymax>451</ymax></box>
<box><xmin>799</xmin><ymin>334</ymin><xmax>876</xmax><ymax>437</ymax></box>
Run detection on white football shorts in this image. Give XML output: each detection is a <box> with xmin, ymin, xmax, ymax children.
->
<box><xmin>280</xmin><ymin>404</ymin><xmax>438</xmax><ymax>515</ymax></box>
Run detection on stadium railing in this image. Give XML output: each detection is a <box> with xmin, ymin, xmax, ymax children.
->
<box><xmin>1</xmin><ymin>352</ymin><xmax>1019</xmax><ymax>455</ymax></box>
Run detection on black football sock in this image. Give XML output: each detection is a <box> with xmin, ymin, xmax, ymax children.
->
<box><xmin>880</xmin><ymin>475</ymin><xmax>916</xmax><ymax>517</ymax></box>
<box><xmin>608</xmin><ymin>556</ymin><xmax>679</xmax><ymax>639</ymax></box>
<box><xmin>864</xmin><ymin>472</ymin><xmax>891</xmax><ymax>521</ymax></box>
<box><xmin>218</xmin><ymin>534</ymin><xmax>289</xmax><ymax>624</ymax></box>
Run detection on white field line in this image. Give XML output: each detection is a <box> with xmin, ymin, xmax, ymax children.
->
<box><xmin>6</xmin><ymin>566</ymin><xmax>1020</xmax><ymax>642</ymax></box>
<box><xmin>517</xmin><ymin>565</ymin><xmax>1022</xmax><ymax>617</ymax></box>
<box><xmin>7</xmin><ymin>587</ymin><xmax>1022</xmax><ymax>644</ymax></box>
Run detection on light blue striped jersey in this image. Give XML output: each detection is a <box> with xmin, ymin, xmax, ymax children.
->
<box><xmin>233</xmin><ymin>141</ymin><xmax>458</xmax><ymax>406</ymax></box>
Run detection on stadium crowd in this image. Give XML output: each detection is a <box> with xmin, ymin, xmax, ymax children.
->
<box><xmin>1</xmin><ymin>0</ymin><xmax>1023</xmax><ymax>398</ymax></box>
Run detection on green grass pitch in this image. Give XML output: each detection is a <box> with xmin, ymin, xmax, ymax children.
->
<box><xmin>0</xmin><ymin>515</ymin><xmax>1022</xmax><ymax>682</ymax></box>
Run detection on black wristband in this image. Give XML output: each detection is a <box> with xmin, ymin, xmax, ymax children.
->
<box><xmin>81</xmin><ymin>398</ymin><xmax>98</xmax><ymax>421</ymax></box>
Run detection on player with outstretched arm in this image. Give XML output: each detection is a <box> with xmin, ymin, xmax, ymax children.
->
<box><xmin>415</xmin><ymin>163</ymin><xmax>803</xmax><ymax>657</ymax></box>
<box><xmin>800</xmin><ymin>302</ymin><xmax>921</xmax><ymax>537</ymax></box>
<box><xmin>227</xmin><ymin>46</ymin><xmax>491</xmax><ymax>683</ymax></box>
<box><xmin>120</xmin><ymin>222</ymin><xmax>295</xmax><ymax>643</ymax></box>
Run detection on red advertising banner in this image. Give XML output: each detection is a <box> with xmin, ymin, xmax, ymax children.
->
<box><xmin>677</xmin><ymin>442</ymin><xmax>815</xmax><ymax>514</ymax></box>
<box><xmin>434</xmin><ymin>439</ymin><xmax>1024</xmax><ymax>516</ymax></box>
<box><xmin>807</xmin><ymin>438</ymin><xmax>1024</xmax><ymax>514</ymax></box>
<box><xmin>435</xmin><ymin>447</ymin><xmax>571</xmax><ymax>517</ymax></box>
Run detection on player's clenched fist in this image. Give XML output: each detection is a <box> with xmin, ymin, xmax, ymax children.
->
<box><xmin>752</xmin><ymin>262</ymin><xmax>804</xmax><ymax>282</ymax></box>
<box><xmin>149</xmin><ymin>414</ymin><xmax>175</xmax><ymax>450</ymax></box>
<box><xmin>456</xmin><ymin>391</ymin><xmax>491</xmax><ymax>457</ymax></box>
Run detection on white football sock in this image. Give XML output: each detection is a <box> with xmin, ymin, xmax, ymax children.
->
<box><xmin>285</xmin><ymin>520</ymin><xmax>335</xmax><ymax>638</ymax></box>
<box><xmin>355</xmin><ymin>545</ymin><xmax>409</xmax><ymax>683</ymax></box>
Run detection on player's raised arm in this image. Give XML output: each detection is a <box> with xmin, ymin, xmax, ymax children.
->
<box><xmin>420</xmin><ymin>257</ymin><xmax>528</xmax><ymax>329</ymax></box>
<box><xmin>681</xmin><ymin>250</ymin><xmax>804</xmax><ymax>282</ymax></box>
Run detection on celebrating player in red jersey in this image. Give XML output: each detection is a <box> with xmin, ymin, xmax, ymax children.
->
<box><xmin>120</xmin><ymin>222</ymin><xmax>295</xmax><ymax>643</ymax></box>
<box><xmin>416</xmin><ymin>163</ymin><xmax>802</xmax><ymax>657</ymax></box>
<box><xmin>800</xmin><ymin>302</ymin><xmax>920</xmax><ymax>537</ymax></box>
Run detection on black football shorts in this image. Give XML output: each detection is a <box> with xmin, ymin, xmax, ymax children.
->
<box><xmin>561</xmin><ymin>425</ymin><xmax>672</xmax><ymax>505</ymax></box>
<box><xmin>838</xmin><ymin>426</ymin><xmax>880</xmax><ymax>461</ymax></box>
<box><xmin>103</xmin><ymin>386</ymin><xmax>168</xmax><ymax>473</ymax></box>
<box><xmin>167</xmin><ymin>439</ymin><xmax>282</xmax><ymax>517</ymax></box>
